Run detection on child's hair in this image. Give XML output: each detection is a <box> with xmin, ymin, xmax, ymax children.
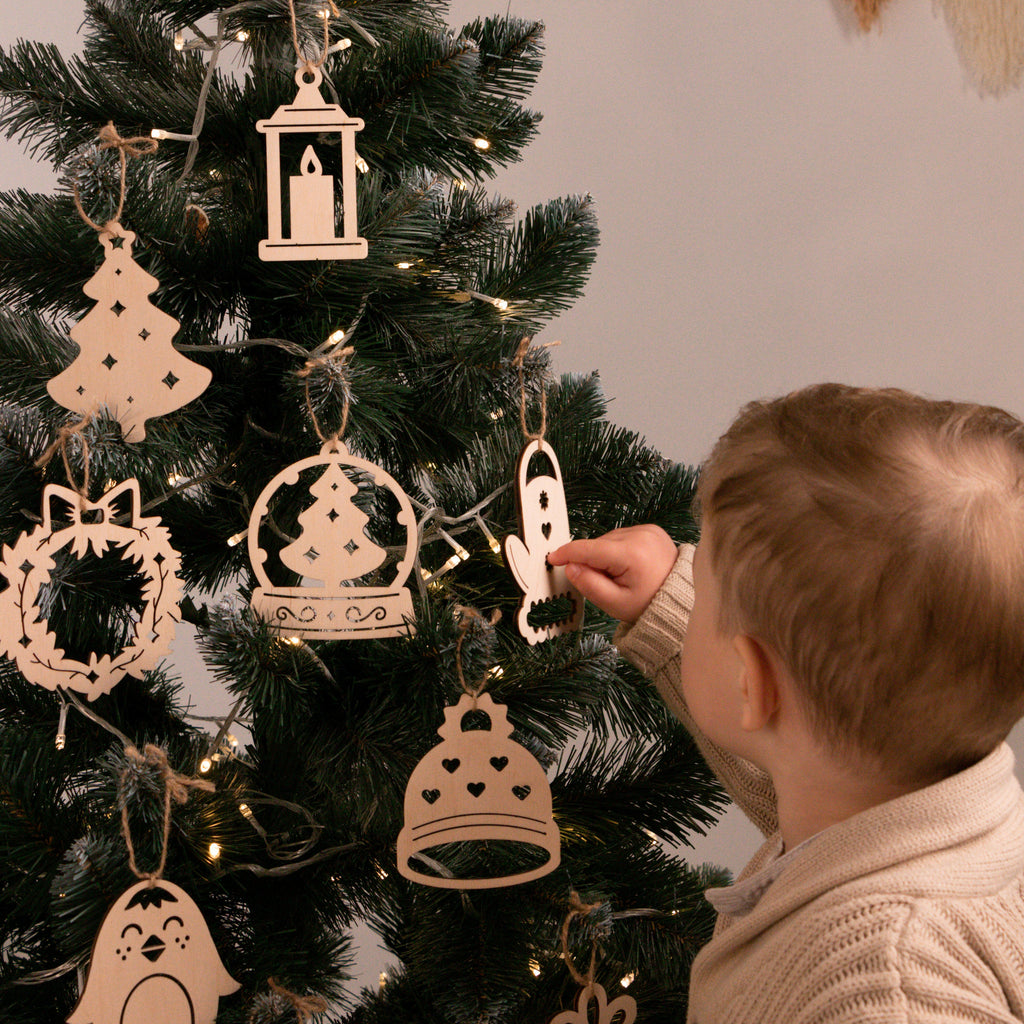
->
<box><xmin>696</xmin><ymin>383</ymin><xmax>1024</xmax><ymax>784</ymax></box>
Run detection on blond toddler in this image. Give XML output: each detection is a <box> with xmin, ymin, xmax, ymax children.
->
<box><xmin>550</xmin><ymin>383</ymin><xmax>1024</xmax><ymax>1024</ymax></box>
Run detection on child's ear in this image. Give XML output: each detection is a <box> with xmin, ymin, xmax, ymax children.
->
<box><xmin>733</xmin><ymin>634</ymin><xmax>781</xmax><ymax>732</ymax></box>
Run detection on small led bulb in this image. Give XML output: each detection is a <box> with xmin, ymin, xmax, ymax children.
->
<box><xmin>227</xmin><ymin>530</ymin><xmax>247</xmax><ymax>548</ymax></box>
<box><xmin>620</xmin><ymin>972</ymin><xmax>636</xmax><ymax>988</ymax></box>
<box><xmin>235</xmin><ymin>29</ymin><xmax>249</xmax><ymax>42</ymax></box>
<box><xmin>474</xmin><ymin>137</ymin><xmax>490</xmax><ymax>150</ymax></box>
<box><xmin>173</xmin><ymin>31</ymin><xmax>185</xmax><ymax>50</ymax></box>
<box><xmin>199</xmin><ymin>757</ymin><xmax>213</xmax><ymax>773</ymax></box>
<box><xmin>208</xmin><ymin>842</ymin><xmax>221</xmax><ymax>860</ymax></box>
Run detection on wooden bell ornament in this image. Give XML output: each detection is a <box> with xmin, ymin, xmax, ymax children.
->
<box><xmin>397</xmin><ymin>691</ymin><xmax>561</xmax><ymax>888</ymax></box>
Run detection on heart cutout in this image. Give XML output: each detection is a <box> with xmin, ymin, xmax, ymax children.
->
<box><xmin>489</xmin><ymin>756</ymin><xmax>508</xmax><ymax>771</ymax></box>
<box><xmin>467</xmin><ymin>782</ymin><xmax>485</xmax><ymax>797</ymax></box>
<box><xmin>512</xmin><ymin>785</ymin><xmax>531</xmax><ymax>800</ymax></box>
<box><xmin>422</xmin><ymin>789</ymin><xmax>440</xmax><ymax>804</ymax></box>
<box><xmin>442</xmin><ymin>758</ymin><xmax>460</xmax><ymax>773</ymax></box>
<box><xmin>541</xmin><ymin>522</ymin><xmax>552</xmax><ymax>540</ymax></box>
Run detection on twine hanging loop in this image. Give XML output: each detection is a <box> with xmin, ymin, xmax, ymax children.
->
<box><xmin>118</xmin><ymin>743</ymin><xmax>214</xmax><ymax>883</ymax></box>
<box><xmin>559</xmin><ymin>890</ymin><xmax>606</xmax><ymax>989</ymax></box>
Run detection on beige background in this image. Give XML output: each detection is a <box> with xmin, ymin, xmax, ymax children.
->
<box><xmin>4</xmin><ymin>0</ymin><xmax>1024</xmax><ymax>985</ymax></box>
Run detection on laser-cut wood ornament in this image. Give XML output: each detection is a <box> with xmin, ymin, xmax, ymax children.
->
<box><xmin>397</xmin><ymin>691</ymin><xmax>561</xmax><ymax>888</ymax></box>
<box><xmin>503</xmin><ymin>439</ymin><xmax>583</xmax><ymax>644</ymax></box>
<box><xmin>48</xmin><ymin>223</ymin><xmax>212</xmax><ymax>442</ymax></box>
<box><xmin>248</xmin><ymin>439</ymin><xmax>417</xmax><ymax>639</ymax></box>
<box><xmin>0</xmin><ymin>479</ymin><xmax>183</xmax><ymax>699</ymax></box>
<box><xmin>256</xmin><ymin>66</ymin><xmax>367</xmax><ymax>261</ymax></box>
<box><xmin>67</xmin><ymin>878</ymin><xmax>240</xmax><ymax>1024</ymax></box>
<box><xmin>549</xmin><ymin>984</ymin><xmax>637</xmax><ymax>1024</ymax></box>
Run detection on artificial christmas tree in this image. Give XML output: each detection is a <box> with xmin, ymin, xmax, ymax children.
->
<box><xmin>0</xmin><ymin>2</ymin><xmax>729</xmax><ymax>1022</ymax></box>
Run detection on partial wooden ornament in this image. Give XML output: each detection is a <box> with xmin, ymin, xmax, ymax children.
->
<box><xmin>397</xmin><ymin>691</ymin><xmax>561</xmax><ymax>888</ymax></box>
<box><xmin>933</xmin><ymin>0</ymin><xmax>1024</xmax><ymax>95</ymax></box>
<box><xmin>0</xmin><ymin>479</ymin><xmax>183</xmax><ymax>699</ymax></box>
<box><xmin>248</xmin><ymin>439</ymin><xmax>417</xmax><ymax>639</ymax></box>
<box><xmin>48</xmin><ymin>224</ymin><xmax>212</xmax><ymax>442</ymax></box>
<box><xmin>256</xmin><ymin>66</ymin><xmax>368</xmax><ymax>261</ymax></box>
<box><xmin>503</xmin><ymin>439</ymin><xmax>583</xmax><ymax>644</ymax></box>
<box><xmin>67</xmin><ymin>879</ymin><xmax>239</xmax><ymax>1024</ymax></box>
<box><xmin>549</xmin><ymin>984</ymin><xmax>637</xmax><ymax>1024</ymax></box>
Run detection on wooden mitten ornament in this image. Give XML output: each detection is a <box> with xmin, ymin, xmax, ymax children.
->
<box><xmin>503</xmin><ymin>439</ymin><xmax>583</xmax><ymax>643</ymax></box>
<box><xmin>248</xmin><ymin>439</ymin><xmax>417</xmax><ymax>638</ymax></box>
<box><xmin>397</xmin><ymin>691</ymin><xmax>561</xmax><ymax>888</ymax></box>
<box><xmin>549</xmin><ymin>984</ymin><xmax>637</xmax><ymax>1024</ymax></box>
<box><xmin>256</xmin><ymin>66</ymin><xmax>367</xmax><ymax>261</ymax></box>
<box><xmin>68</xmin><ymin>879</ymin><xmax>239</xmax><ymax>1024</ymax></box>
<box><xmin>0</xmin><ymin>479</ymin><xmax>182</xmax><ymax>699</ymax></box>
<box><xmin>48</xmin><ymin>224</ymin><xmax>211</xmax><ymax>442</ymax></box>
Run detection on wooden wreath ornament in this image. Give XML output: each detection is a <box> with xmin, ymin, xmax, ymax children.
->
<box><xmin>68</xmin><ymin>879</ymin><xmax>239</xmax><ymax>1024</ymax></box>
<box><xmin>248</xmin><ymin>439</ymin><xmax>417</xmax><ymax>639</ymax></box>
<box><xmin>0</xmin><ymin>479</ymin><xmax>182</xmax><ymax>699</ymax></box>
<box><xmin>48</xmin><ymin>224</ymin><xmax>211</xmax><ymax>442</ymax></box>
<box><xmin>549</xmin><ymin>984</ymin><xmax>637</xmax><ymax>1024</ymax></box>
<box><xmin>256</xmin><ymin>66</ymin><xmax>368</xmax><ymax>261</ymax></box>
<box><xmin>503</xmin><ymin>439</ymin><xmax>583</xmax><ymax>643</ymax></box>
<box><xmin>397</xmin><ymin>691</ymin><xmax>561</xmax><ymax>888</ymax></box>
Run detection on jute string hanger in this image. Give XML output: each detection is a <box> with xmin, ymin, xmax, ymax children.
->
<box><xmin>513</xmin><ymin>335</ymin><xmax>560</xmax><ymax>450</ymax></box>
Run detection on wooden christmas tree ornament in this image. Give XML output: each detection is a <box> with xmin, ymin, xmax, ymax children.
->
<box><xmin>67</xmin><ymin>879</ymin><xmax>240</xmax><ymax>1024</ymax></box>
<box><xmin>48</xmin><ymin>224</ymin><xmax>212</xmax><ymax>443</ymax></box>
<box><xmin>397</xmin><ymin>691</ymin><xmax>561</xmax><ymax>888</ymax></box>
<box><xmin>256</xmin><ymin>66</ymin><xmax>367</xmax><ymax>261</ymax></box>
<box><xmin>549</xmin><ymin>984</ymin><xmax>637</xmax><ymax>1024</ymax></box>
<box><xmin>503</xmin><ymin>439</ymin><xmax>583</xmax><ymax>644</ymax></box>
<box><xmin>248</xmin><ymin>439</ymin><xmax>417</xmax><ymax>639</ymax></box>
<box><xmin>0</xmin><ymin>479</ymin><xmax>183</xmax><ymax>699</ymax></box>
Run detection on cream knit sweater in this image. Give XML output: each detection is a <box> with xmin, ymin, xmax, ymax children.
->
<box><xmin>614</xmin><ymin>544</ymin><xmax>1024</xmax><ymax>1024</ymax></box>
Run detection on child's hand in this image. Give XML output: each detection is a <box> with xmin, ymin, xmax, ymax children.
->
<box><xmin>548</xmin><ymin>524</ymin><xmax>679</xmax><ymax>623</ymax></box>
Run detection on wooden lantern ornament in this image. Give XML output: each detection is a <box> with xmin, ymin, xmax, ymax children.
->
<box><xmin>256</xmin><ymin>66</ymin><xmax>367</xmax><ymax>261</ymax></box>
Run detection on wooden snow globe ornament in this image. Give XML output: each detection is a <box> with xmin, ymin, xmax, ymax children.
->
<box><xmin>503</xmin><ymin>439</ymin><xmax>583</xmax><ymax>644</ymax></box>
<box><xmin>247</xmin><ymin>439</ymin><xmax>417</xmax><ymax>639</ymax></box>
<box><xmin>397</xmin><ymin>691</ymin><xmax>561</xmax><ymax>888</ymax></box>
<box><xmin>256</xmin><ymin>65</ymin><xmax>367</xmax><ymax>261</ymax></box>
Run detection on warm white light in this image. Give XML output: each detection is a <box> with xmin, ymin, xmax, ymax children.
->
<box><xmin>491</xmin><ymin>298</ymin><xmax>508</xmax><ymax>311</ymax></box>
<box><xmin>208</xmin><ymin>842</ymin><xmax>222</xmax><ymax>860</ymax></box>
<box><xmin>355</xmin><ymin>156</ymin><xmax>369</xmax><ymax>173</ymax></box>
<box><xmin>283</xmin><ymin>636</ymin><xmax>303</xmax><ymax>647</ymax></box>
<box><xmin>167</xmin><ymin>473</ymin><xmax>185</xmax><ymax>486</ymax></box>
<box><xmin>235</xmin><ymin>29</ymin><xmax>249</xmax><ymax>41</ymax></box>
<box><xmin>453</xmin><ymin>178</ymin><xmax>468</xmax><ymax>190</ymax></box>
<box><xmin>488</xmin><ymin>665</ymin><xmax>504</xmax><ymax>679</ymax></box>
<box><xmin>474</xmin><ymin>137</ymin><xmax>490</xmax><ymax>150</ymax></box>
<box><xmin>326</xmin><ymin>328</ymin><xmax>346</xmax><ymax>345</ymax></box>
<box><xmin>620</xmin><ymin>973</ymin><xmax>636</xmax><ymax>988</ymax></box>
<box><xmin>199</xmin><ymin>757</ymin><xmax>213</xmax><ymax>773</ymax></box>
<box><xmin>529</xmin><ymin>959</ymin><xmax>541</xmax><ymax>977</ymax></box>
<box><xmin>317</xmin><ymin>6</ymin><xmax>330</xmax><ymax>17</ymax></box>
<box><xmin>173</xmin><ymin>31</ymin><xmax>185</xmax><ymax>50</ymax></box>
<box><xmin>238</xmin><ymin>803</ymin><xmax>252</xmax><ymax>817</ymax></box>
<box><xmin>379</xmin><ymin>972</ymin><xmax>388</xmax><ymax>989</ymax></box>
<box><xmin>227</xmin><ymin>530</ymin><xmax>247</xmax><ymax>547</ymax></box>
<box><xmin>55</xmin><ymin>733</ymin><xmax>66</xmax><ymax>751</ymax></box>
<box><xmin>396</xmin><ymin>261</ymin><xmax>413</xmax><ymax>270</ymax></box>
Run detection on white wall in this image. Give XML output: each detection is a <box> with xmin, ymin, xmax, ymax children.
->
<box><xmin>5</xmin><ymin>0</ymin><xmax>1024</xmax><ymax>950</ymax></box>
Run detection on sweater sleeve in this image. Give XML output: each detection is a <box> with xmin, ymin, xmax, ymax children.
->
<box><xmin>613</xmin><ymin>543</ymin><xmax>779</xmax><ymax>839</ymax></box>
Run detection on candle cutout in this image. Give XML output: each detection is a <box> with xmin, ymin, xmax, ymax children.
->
<box><xmin>290</xmin><ymin>146</ymin><xmax>334</xmax><ymax>244</ymax></box>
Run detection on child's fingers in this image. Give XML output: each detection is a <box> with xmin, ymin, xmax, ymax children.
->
<box><xmin>563</xmin><ymin>562</ymin><xmax>632</xmax><ymax>617</ymax></box>
<box><xmin>548</xmin><ymin>537</ymin><xmax>629</xmax><ymax>577</ymax></box>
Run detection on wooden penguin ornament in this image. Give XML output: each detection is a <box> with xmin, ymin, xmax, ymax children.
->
<box><xmin>68</xmin><ymin>879</ymin><xmax>239</xmax><ymax>1024</ymax></box>
<box><xmin>503</xmin><ymin>439</ymin><xmax>583</xmax><ymax>643</ymax></box>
